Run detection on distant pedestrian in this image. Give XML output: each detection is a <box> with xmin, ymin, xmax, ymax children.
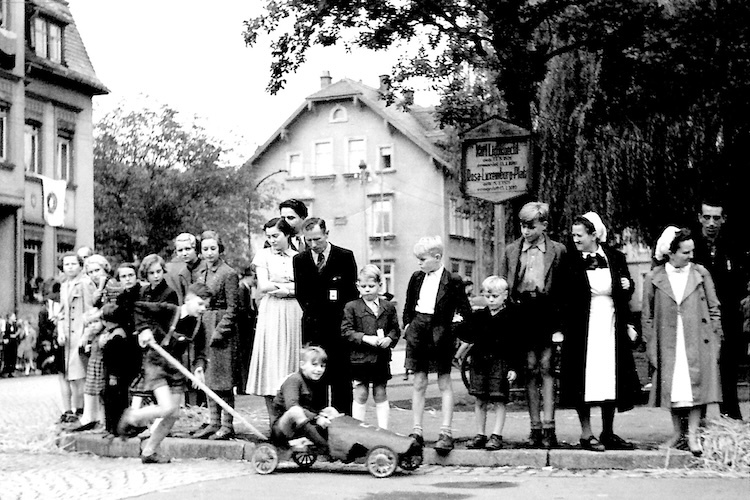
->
<box><xmin>342</xmin><ymin>264</ymin><xmax>400</xmax><ymax>429</ymax></box>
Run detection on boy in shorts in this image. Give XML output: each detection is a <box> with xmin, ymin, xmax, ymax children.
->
<box><xmin>342</xmin><ymin>264</ymin><xmax>401</xmax><ymax>429</ymax></box>
<box><xmin>117</xmin><ymin>283</ymin><xmax>211</xmax><ymax>463</ymax></box>
<box><xmin>499</xmin><ymin>201</ymin><xmax>567</xmax><ymax>448</ymax></box>
<box><xmin>270</xmin><ymin>346</ymin><xmax>340</xmax><ymax>454</ymax></box>
<box><xmin>403</xmin><ymin>236</ymin><xmax>471</xmax><ymax>452</ymax></box>
<box><xmin>455</xmin><ymin>276</ymin><xmax>520</xmax><ymax>450</ymax></box>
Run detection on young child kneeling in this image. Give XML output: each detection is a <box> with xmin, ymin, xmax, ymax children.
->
<box><xmin>270</xmin><ymin>346</ymin><xmax>340</xmax><ymax>454</ymax></box>
<box><xmin>342</xmin><ymin>264</ymin><xmax>400</xmax><ymax>429</ymax></box>
<box><xmin>456</xmin><ymin>276</ymin><xmax>520</xmax><ymax>450</ymax></box>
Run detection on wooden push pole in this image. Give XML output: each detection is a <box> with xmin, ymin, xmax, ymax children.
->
<box><xmin>147</xmin><ymin>340</ymin><xmax>267</xmax><ymax>440</ymax></box>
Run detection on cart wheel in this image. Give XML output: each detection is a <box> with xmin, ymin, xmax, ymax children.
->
<box><xmin>252</xmin><ymin>443</ymin><xmax>279</xmax><ymax>475</ymax></box>
<box><xmin>366</xmin><ymin>446</ymin><xmax>398</xmax><ymax>478</ymax></box>
<box><xmin>398</xmin><ymin>451</ymin><xmax>423</xmax><ymax>471</ymax></box>
<box><xmin>292</xmin><ymin>450</ymin><xmax>317</xmax><ymax>469</ymax></box>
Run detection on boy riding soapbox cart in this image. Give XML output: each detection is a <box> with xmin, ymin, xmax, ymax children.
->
<box><xmin>250</xmin><ymin>415</ymin><xmax>424</xmax><ymax>478</ymax></box>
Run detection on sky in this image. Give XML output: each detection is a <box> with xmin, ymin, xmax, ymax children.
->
<box><xmin>68</xmin><ymin>0</ymin><xmax>436</xmax><ymax>163</ymax></box>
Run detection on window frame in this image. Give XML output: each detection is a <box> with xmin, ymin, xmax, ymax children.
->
<box><xmin>378</xmin><ymin>144</ymin><xmax>393</xmax><ymax>170</ymax></box>
<box><xmin>371</xmin><ymin>260</ymin><xmax>395</xmax><ymax>298</ymax></box>
<box><xmin>329</xmin><ymin>105</ymin><xmax>348</xmax><ymax>123</ymax></box>
<box><xmin>24</xmin><ymin>122</ymin><xmax>41</xmax><ymax>174</ymax></box>
<box><xmin>312</xmin><ymin>139</ymin><xmax>333</xmax><ymax>176</ymax></box>
<box><xmin>287</xmin><ymin>151</ymin><xmax>304</xmax><ymax>178</ymax></box>
<box><xmin>32</xmin><ymin>16</ymin><xmax>64</xmax><ymax>64</ymax></box>
<box><xmin>346</xmin><ymin>137</ymin><xmax>366</xmax><ymax>174</ymax></box>
<box><xmin>370</xmin><ymin>197</ymin><xmax>393</xmax><ymax>237</ymax></box>
<box><xmin>57</xmin><ymin>134</ymin><xmax>73</xmax><ymax>181</ymax></box>
<box><xmin>0</xmin><ymin>108</ymin><xmax>7</xmax><ymax>162</ymax></box>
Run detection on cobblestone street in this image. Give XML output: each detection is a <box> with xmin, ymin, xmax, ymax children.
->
<box><xmin>0</xmin><ymin>375</ymin><xmax>747</xmax><ymax>500</ymax></box>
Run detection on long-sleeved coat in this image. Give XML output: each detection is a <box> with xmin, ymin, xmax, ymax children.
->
<box><xmin>59</xmin><ymin>273</ymin><xmax>95</xmax><ymax>380</ymax></box>
<box><xmin>641</xmin><ymin>263</ymin><xmax>723</xmax><ymax>408</ymax></box>
<box><xmin>560</xmin><ymin>246</ymin><xmax>641</xmax><ymax>411</ymax></box>
<box><xmin>341</xmin><ymin>298</ymin><xmax>400</xmax><ymax>367</ymax></box>
<box><xmin>193</xmin><ymin>258</ymin><xmax>239</xmax><ymax>391</ymax></box>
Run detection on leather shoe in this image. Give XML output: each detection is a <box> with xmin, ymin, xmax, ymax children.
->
<box><xmin>580</xmin><ymin>436</ymin><xmax>606</xmax><ymax>452</ymax></box>
<box><xmin>141</xmin><ymin>453</ymin><xmax>171</xmax><ymax>464</ymax></box>
<box><xmin>117</xmin><ymin>410</ymin><xmax>147</xmax><ymax>438</ymax></box>
<box><xmin>527</xmin><ymin>429</ymin><xmax>544</xmax><ymax>448</ymax></box>
<box><xmin>192</xmin><ymin>424</ymin><xmax>220</xmax><ymax>439</ymax></box>
<box><xmin>71</xmin><ymin>421</ymin><xmax>99</xmax><ymax>433</ymax></box>
<box><xmin>486</xmin><ymin>434</ymin><xmax>503</xmax><ymax>451</ymax></box>
<box><xmin>542</xmin><ymin>428</ymin><xmax>558</xmax><ymax>449</ymax></box>
<box><xmin>600</xmin><ymin>432</ymin><xmax>635</xmax><ymax>450</ymax></box>
<box><xmin>466</xmin><ymin>434</ymin><xmax>488</xmax><ymax>449</ymax></box>
<box><xmin>208</xmin><ymin>426</ymin><xmax>235</xmax><ymax>441</ymax></box>
<box><xmin>434</xmin><ymin>433</ymin><xmax>454</xmax><ymax>453</ymax></box>
<box><xmin>409</xmin><ymin>433</ymin><xmax>424</xmax><ymax>448</ymax></box>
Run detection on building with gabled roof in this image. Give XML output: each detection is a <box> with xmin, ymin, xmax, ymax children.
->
<box><xmin>0</xmin><ymin>0</ymin><xmax>107</xmax><ymax>314</ymax></box>
<box><xmin>249</xmin><ymin>73</ymin><xmax>491</xmax><ymax>308</ymax></box>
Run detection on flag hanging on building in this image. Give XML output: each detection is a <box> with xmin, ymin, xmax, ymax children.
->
<box><xmin>40</xmin><ymin>175</ymin><xmax>67</xmax><ymax>227</ymax></box>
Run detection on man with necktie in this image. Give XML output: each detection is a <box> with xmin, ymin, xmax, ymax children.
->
<box><xmin>293</xmin><ymin>217</ymin><xmax>358</xmax><ymax>413</ymax></box>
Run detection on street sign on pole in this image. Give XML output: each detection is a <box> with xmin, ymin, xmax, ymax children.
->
<box><xmin>461</xmin><ymin>117</ymin><xmax>531</xmax><ymax>273</ymax></box>
<box><xmin>462</xmin><ymin>117</ymin><xmax>531</xmax><ymax>204</ymax></box>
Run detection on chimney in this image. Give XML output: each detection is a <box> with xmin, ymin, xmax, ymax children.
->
<box><xmin>403</xmin><ymin>89</ymin><xmax>414</xmax><ymax>106</ymax></box>
<box><xmin>320</xmin><ymin>71</ymin><xmax>332</xmax><ymax>88</ymax></box>
<box><xmin>379</xmin><ymin>74</ymin><xmax>390</xmax><ymax>93</ymax></box>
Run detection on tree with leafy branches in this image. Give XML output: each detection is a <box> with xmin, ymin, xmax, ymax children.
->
<box><xmin>94</xmin><ymin>103</ymin><xmax>275</xmax><ymax>268</ymax></box>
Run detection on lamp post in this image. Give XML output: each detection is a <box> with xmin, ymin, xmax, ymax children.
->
<box><xmin>359</xmin><ymin>160</ymin><xmax>369</xmax><ymax>265</ymax></box>
<box><xmin>246</xmin><ymin>169</ymin><xmax>287</xmax><ymax>247</ymax></box>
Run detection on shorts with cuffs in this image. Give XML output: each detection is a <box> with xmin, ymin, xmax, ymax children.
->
<box><xmin>404</xmin><ymin>312</ymin><xmax>455</xmax><ymax>375</ymax></box>
<box><xmin>142</xmin><ymin>349</ymin><xmax>187</xmax><ymax>394</ymax></box>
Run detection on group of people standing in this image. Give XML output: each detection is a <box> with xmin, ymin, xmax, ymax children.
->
<box><xmin>466</xmin><ymin>200</ymin><xmax>746</xmax><ymax>458</ymax></box>
<box><xmin>39</xmin><ymin>195</ymin><xmax>747</xmax><ymax>463</ymax></box>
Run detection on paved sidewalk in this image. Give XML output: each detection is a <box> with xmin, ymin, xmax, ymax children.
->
<box><xmin>65</xmin><ymin>368</ymin><xmax>750</xmax><ymax>470</ymax></box>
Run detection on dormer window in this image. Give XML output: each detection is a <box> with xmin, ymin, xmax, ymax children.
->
<box><xmin>329</xmin><ymin>105</ymin><xmax>347</xmax><ymax>123</ymax></box>
<box><xmin>33</xmin><ymin>16</ymin><xmax>63</xmax><ymax>63</ymax></box>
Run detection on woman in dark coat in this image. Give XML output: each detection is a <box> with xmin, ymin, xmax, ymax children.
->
<box><xmin>191</xmin><ymin>230</ymin><xmax>239</xmax><ymax>440</ymax></box>
<box><xmin>561</xmin><ymin>213</ymin><xmax>641</xmax><ymax>452</ymax></box>
<box><xmin>642</xmin><ymin>226</ymin><xmax>722</xmax><ymax>456</ymax></box>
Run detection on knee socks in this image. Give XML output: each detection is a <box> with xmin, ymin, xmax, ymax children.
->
<box><xmin>221</xmin><ymin>392</ymin><xmax>235</xmax><ymax>429</ymax></box>
<box><xmin>352</xmin><ymin>401</ymin><xmax>367</xmax><ymax>422</ymax></box>
<box><xmin>376</xmin><ymin>401</ymin><xmax>389</xmax><ymax>430</ymax></box>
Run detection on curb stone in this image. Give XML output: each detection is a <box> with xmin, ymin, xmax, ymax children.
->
<box><xmin>62</xmin><ymin>434</ymin><xmax>694</xmax><ymax>470</ymax></box>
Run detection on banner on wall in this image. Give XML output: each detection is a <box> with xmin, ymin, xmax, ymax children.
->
<box><xmin>40</xmin><ymin>175</ymin><xmax>67</xmax><ymax>227</ymax></box>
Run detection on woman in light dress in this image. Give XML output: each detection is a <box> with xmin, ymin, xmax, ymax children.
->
<box><xmin>642</xmin><ymin>226</ymin><xmax>723</xmax><ymax>456</ymax></box>
<box><xmin>247</xmin><ymin>218</ymin><xmax>303</xmax><ymax>416</ymax></box>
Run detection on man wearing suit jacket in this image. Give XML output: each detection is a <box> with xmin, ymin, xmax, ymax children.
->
<box><xmin>294</xmin><ymin>217</ymin><xmax>358</xmax><ymax>414</ymax></box>
<box><xmin>499</xmin><ymin>202</ymin><xmax>568</xmax><ymax>449</ymax></box>
<box><xmin>403</xmin><ymin>236</ymin><xmax>472</xmax><ymax>453</ymax></box>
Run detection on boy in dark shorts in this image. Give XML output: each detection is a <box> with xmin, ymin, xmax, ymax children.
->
<box><xmin>342</xmin><ymin>264</ymin><xmax>401</xmax><ymax>429</ymax></box>
<box><xmin>270</xmin><ymin>346</ymin><xmax>340</xmax><ymax>454</ymax></box>
<box><xmin>403</xmin><ymin>236</ymin><xmax>471</xmax><ymax>452</ymax></box>
<box><xmin>455</xmin><ymin>276</ymin><xmax>520</xmax><ymax>450</ymax></box>
<box><xmin>499</xmin><ymin>201</ymin><xmax>567</xmax><ymax>448</ymax></box>
<box><xmin>117</xmin><ymin>283</ymin><xmax>211</xmax><ymax>464</ymax></box>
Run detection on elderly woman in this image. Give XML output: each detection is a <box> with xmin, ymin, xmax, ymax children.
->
<box><xmin>247</xmin><ymin>218</ymin><xmax>303</xmax><ymax>419</ymax></box>
<box><xmin>561</xmin><ymin>213</ymin><xmax>641</xmax><ymax>451</ymax></box>
<box><xmin>57</xmin><ymin>253</ymin><xmax>95</xmax><ymax>424</ymax></box>
<box><xmin>642</xmin><ymin>227</ymin><xmax>723</xmax><ymax>456</ymax></box>
<box><xmin>192</xmin><ymin>231</ymin><xmax>240</xmax><ymax>440</ymax></box>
